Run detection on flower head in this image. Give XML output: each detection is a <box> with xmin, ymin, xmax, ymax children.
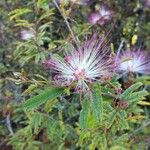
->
<box><xmin>116</xmin><ymin>49</ymin><xmax>150</xmax><ymax>75</ymax></box>
<box><xmin>88</xmin><ymin>12</ymin><xmax>101</xmax><ymax>25</ymax></box>
<box><xmin>43</xmin><ymin>34</ymin><xmax>114</xmax><ymax>92</ymax></box>
<box><xmin>144</xmin><ymin>0</ymin><xmax>150</xmax><ymax>7</ymax></box>
<box><xmin>88</xmin><ymin>5</ymin><xmax>113</xmax><ymax>25</ymax></box>
<box><xmin>20</xmin><ymin>29</ymin><xmax>35</xmax><ymax>40</ymax></box>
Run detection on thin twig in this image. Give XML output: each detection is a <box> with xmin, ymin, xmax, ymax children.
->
<box><xmin>128</xmin><ymin>121</ymin><xmax>150</xmax><ymax>138</ymax></box>
<box><xmin>6</xmin><ymin>114</ymin><xmax>14</xmax><ymax>135</ymax></box>
<box><xmin>115</xmin><ymin>40</ymin><xmax>124</xmax><ymax>65</ymax></box>
<box><xmin>0</xmin><ymin>141</ymin><xmax>5</xmax><ymax>147</ymax></box>
<box><xmin>52</xmin><ymin>0</ymin><xmax>79</xmax><ymax>47</ymax></box>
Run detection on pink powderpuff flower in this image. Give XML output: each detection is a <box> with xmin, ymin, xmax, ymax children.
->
<box><xmin>88</xmin><ymin>12</ymin><xmax>101</xmax><ymax>25</ymax></box>
<box><xmin>116</xmin><ymin>49</ymin><xmax>150</xmax><ymax>75</ymax></box>
<box><xmin>43</xmin><ymin>34</ymin><xmax>115</xmax><ymax>92</ymax></box>
<box><xmin>88</xmin><ymin>5</ymin><xmax>113</xmax><ymax>26</ymax></box>
<box><xmin>20</xmin><ymin>29</ymin><xmax>35</xmax><ymax>41</ymax></box>
<box><xmin>144</xmin><ymin>0</ymin><xmax>150</xmax><ymax>7</ymax></box>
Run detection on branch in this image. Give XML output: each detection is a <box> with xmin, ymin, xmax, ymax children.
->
<box><xmin>6</xmin><ymin>114</ymin><xmax>14</xmax><ymax>135</ymax></box>
<box><xmin>128</xmin><ymin>121</ymin><xmax>150</xmax><ymax>138</ymax></box>
<box><xmin>115</xmin><ymin>40</ymin><xmax>124</xmax><ymax>65</ymax></box>
<box><xmin>52</xmin><ymin>0</ymin><xmax>79</xmax><ymax>47</ymax></box>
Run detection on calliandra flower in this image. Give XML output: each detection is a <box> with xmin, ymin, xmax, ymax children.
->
<box><xmin>20</xmin><ymin>29</ymin><xmax>35</xmax><ymax>40</ymax></box>
<box><xmin>116</xmin><ymin>49</ymin><xmax>150</xmax><ymax>75</ymax></box>
<box><xmin>88</xmin><ymin>12</ymin><xmax>101</xmax><ymax>25</ymax></box>
<box><xmin>144</xmin><ymin>0</ymin><xmax>150</xmax><ymax>7</ymax></box>
<box><xmin>88</xmin><ymin>5</ymin><xmax>113</xmax><ymax>25</ymax></box>
<box><xmin>43</xmin><ymin>34</ymin><xmax>114</xmax><ymax>92</ymax></box>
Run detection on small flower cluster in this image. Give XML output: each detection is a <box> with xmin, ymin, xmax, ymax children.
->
<box><xmin>19</xmin><ymin>29</ymin><xmax>35</xmax><ymax>41</ymax></box>
<box><xmin>116</xmin><ymin>49</ymin><xmax>150</xmax><ymax>75</ymax></box>
<box><xmin>43</xmin><ymin>34</ymin><xmax>150</xmax><ymax>92</ymax></box>
<box><xmin>144</xmin><ymin>0</ymin><xmax>150</xmax><ymax>7</ymax></box>
<box><xmin>88</xmin><ymin>5</ymin><xmax>113</xmax><ymax>26</ymax></box>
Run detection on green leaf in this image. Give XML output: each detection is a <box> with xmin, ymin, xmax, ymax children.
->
<box><xmin>31</xmin><ymin>113</ymin><xmax>42</xmax><ymax>134</ymax></box>
<box><xmin>109</xmin><ymin>146</ymin><xmax>127</xmax><ymax>150</ymax></box>
<box><xmin>38</xmin><ymin>9</ymin><xmax>54</xmax><ymax>22</ymax></box>
<box><xmin>118</xmin><ymin>111</ymin><xmax>129</xmax><ymax>130</ymax></box>
<box><xmin>78</xmin><ymin>131</ymin><xmax>91</xmax><ymax>146</ymax></box>
<box><xmin>79</xmin><ymin>99</ymin><xmax>90</xmax><ymax>129</ymax></box>
<box><xmin>127</xmin><ymin>91</ymin><xmax>149</xmax><ymax>102</ymax></box>
<box><xmin>23</xmin><ymin>87</ymin><xmax>64</xmax><ymax>110</ymax></box>
<box><xmin>88</xmin><ymin>136</ymin><xmax>98</xmax><ymax>150</ymax></box>
<box><xmin>44</xmin><ymin>99</ymin><xmax>58</xmax><ymax>113</ymax></box>
<box><xmin>35</xmin><ymin>54</ymin><xmax>41</xmax><ymax>64</ymax></box>
<box><xmin>136</xmin><ymin>76</ymin><xmax>150</xmax><ymax>85</ymax></box>
<box><xmin>22</xmin><ymin>84</ymin><xmax>38</xmax><ymax>96</ymax></box>
<box><xmin>9</xmin><ymin>8</ymin><xmax>32</xmax><ymax>20</ymax></box>
<box><xmin>92</xmin><ymin>83</ymin><xmax>103</xmax><ymax>123</ymax></box>
<box><xmin>45</xmin><ymin>118</ymin><xmax>65</xmax><ymax>143</ymax></box>
<box><xmin>107</xmin><ymin>110</ymin><xmax>117</xmax><ymax>128</ymax></box>
<box><xmin>37</xmin><ymin>0</ymin><xmax>49</xmax><ymax>10</ymax></box>
<box><xmin>120</xmin><ymin>82</ymin><xmax>143</xmax><ymax>100</ymax></box>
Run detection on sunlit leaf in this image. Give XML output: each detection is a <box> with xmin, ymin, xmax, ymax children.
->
<box><xmin>79</xmin><ymin>98</ymin><xmax>90</xmax><ymax>129</ymax></box>
<box><xmin>92</xmin><ymin>83</ymin><xmax>103</xmax><ymax>123</ymax></box>
<box><xmin>23</xmin><ymin>87</ymin><xmax>64</xmax><ymax>110</ymax></box>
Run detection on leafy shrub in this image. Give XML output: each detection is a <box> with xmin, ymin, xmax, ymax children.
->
<box><xmin>0</xmin><ymin>0</ymin><xmax>150</xmax><ymax>150</ymax></box>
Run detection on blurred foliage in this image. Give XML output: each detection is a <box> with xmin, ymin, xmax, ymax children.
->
<box><xmin>0</xmin><ymin>0</ymin><xmax>150</xmax><ymax>150</ymax></box>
